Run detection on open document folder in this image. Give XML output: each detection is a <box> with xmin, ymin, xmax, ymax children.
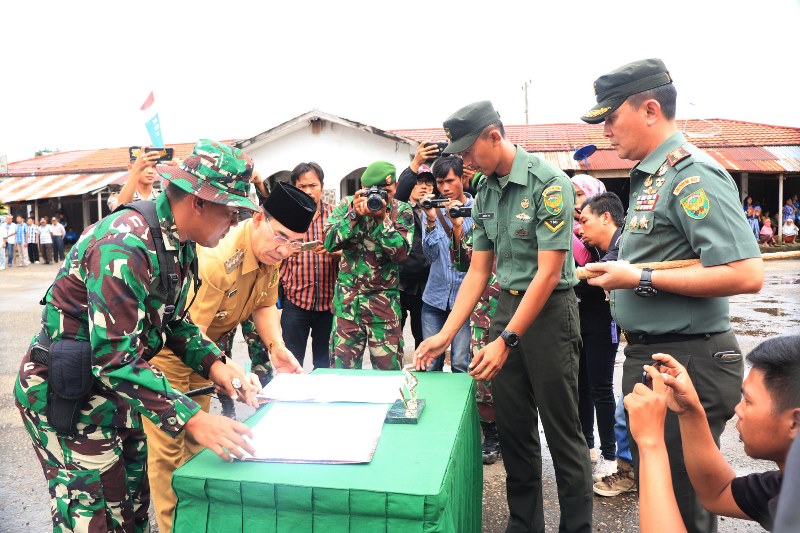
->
<box><xmin>257</xmin><ymin>373</ymin><xmax>405</xmax><ymax>403</ymax></box>
<box><xmin>240</xmin><ymin>402</ymin><xmax>390</xmax><ymax>463</ymax></box>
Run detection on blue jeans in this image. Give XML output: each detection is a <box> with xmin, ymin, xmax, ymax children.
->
<box><xmin>421</xmin><ymin>302</ymin><xmax>470</xmax><ymax>373</ymax></box>
<box><xmin>280</xmin><ymin>298</ymin><xmax>332</xmax><ymax>370</ymax></box>
<box><xmin>5</xmin><ymin>242</ymin><xmax>14</xmax><ymax>267</ymax></box>
<box><xmin>614</xmin><ymin>395</ymin><xmax>631</xmax><ymax>462</ymax></box>
<box><xmin>52</xmin><ymin>236</ymin><xmax>65</xmax><ymax>262</ymax></box>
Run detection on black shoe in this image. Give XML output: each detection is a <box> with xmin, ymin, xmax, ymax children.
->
<box><xmin>481</xmin><ymin>421</ymin><xmax>501</xmax><ymax>465</ymax></box>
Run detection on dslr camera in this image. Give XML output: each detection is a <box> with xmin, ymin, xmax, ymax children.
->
<box><xmin>448</xmin><ymin>206</ymin><xmax>472</xmax><ymax>218</ymax></box>
<box><xmin>365</xmin><ymin>185</ymin><xmax>388</xmax><ymax>212</ymax></box>
<box><xmin>421</xmin><ymin>198</ymin><xmax>448</xmax><ymax>210</ymax></box>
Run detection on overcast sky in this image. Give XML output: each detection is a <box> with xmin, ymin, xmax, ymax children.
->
<box><xmin>2</xmin><ymin>0</ymin><xmax>798</xmax><ymax>164</ymax></box>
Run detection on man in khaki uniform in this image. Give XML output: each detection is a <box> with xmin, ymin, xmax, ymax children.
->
<box><xmin>143</xmin><ymin>181</ymin><xmax>316</xmax><ymax>533</ymax></box>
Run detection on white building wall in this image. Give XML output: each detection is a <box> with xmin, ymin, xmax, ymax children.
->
<box><xmin>242</xmin><ymin>120</ymin><xmax>415</xmax><ymax>203</ymax></box>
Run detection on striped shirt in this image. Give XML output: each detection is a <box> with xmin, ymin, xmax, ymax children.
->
<box><xmin>27</xmin><ymin>224</ymin><xmax>39</xmax><ymax>244</ymax></box>
<box><xmin>279</xmin><ymin>201</ymin><xmax>337</xmax><ymax>312</ymax></box>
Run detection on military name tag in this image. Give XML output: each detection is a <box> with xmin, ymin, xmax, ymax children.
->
<box><xmin>227</xmin><ymin>289</ymin><xmax>238</xmax><ymax>298</ymax></box>
<box><xmin>477</xmin><ymin>212</ymin><xmax>495</xmax><ymax>220</ymax></box>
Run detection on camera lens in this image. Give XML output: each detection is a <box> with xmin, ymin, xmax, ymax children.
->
<box><xmin>366</xmin><ymin>194</ymin><xmax>383</xmax><ymax>212</ymax></box>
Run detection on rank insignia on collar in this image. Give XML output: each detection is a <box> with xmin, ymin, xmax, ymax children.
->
<box><xmin>639</xmin><ymin>216</ymin><xmax>650</xmax><ymax>229</ymax></box>
<box><xmin>644</xmin><ymin>175</ymin><xmax>653</xmax><ymax>187</ymax></box>
<box><xmin>629</xmin><ymin>216</ymin><xmax>639</xmax><ymax>230</ymax></box>
<box><xmin>673</xmin><ymin>176</ymin><xmax>700</xmax><ymax>196</ymax></box>
<box><xmin>655</xmin><ymin>177</ymin><xmax>666</xmax><ymax>188</ymax></box>
<box><xmin>656</xmin><ymin>162</ymin><xmax>669</xmax><ymax>176</ymax></box>
<box><xmin>680</xmin><ymin>188</ymin><xmax>710</xmax><ymax>219</ymax></box>
<box><xmin>542</xmin><ymin>185</ymin><xmax>563</xmax><ymax>216</ymax></box>
<box><xmin>667</xmin><ymin>146</ymin><xmax>691</xmax><ymax>167</ymax></box>
<box><xmin>225</xmin><ymin>249</ymin><xmax>245</xmax><ymax>273</ymax></box>
<box><xmin>521</xmin><ymin>197</ymin><xmax>530</xmax><ymax>209</ymax></box>
<box><xmin>515</xmin><ymin>227</ymin><xmax>529</xmax><ymax>237</ymax></box>
<box><xmin>515</xmin><ymin>213</ymin><xmax>531</xmax><ymax>221</ymax></box>
<box><xmin>544</xmin><ymin>219</ymin><xmax>564</xmax><ymax>233</ymax></box>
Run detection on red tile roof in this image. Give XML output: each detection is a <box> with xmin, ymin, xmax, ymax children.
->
<box><xmin>392</xmin><ymin>119</ymin><xmax>800</xmax><ymax>152</ymax></box>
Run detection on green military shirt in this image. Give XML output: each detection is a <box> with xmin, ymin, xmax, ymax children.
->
<box><xmin>472</xmin><ymin>146</ymin><xmax>576</xmax><ymax>291</ymax></box>
<box><xmin>613</xmin><ymin>131</ymin><xmax>761</xmax><ymax>335</ymax></box>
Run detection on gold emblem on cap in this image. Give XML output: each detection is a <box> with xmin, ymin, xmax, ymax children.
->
<box><xmin>444</xmin><ymin>128</ymin><xmax>452</xmax><ymax>140</ymax></box>
<box><xmin>385</xmin><ymin>175</ymin><xmax>391</xmax><ymax>184</ymax></box>
<box><xmin>521</xmin><ymin>198</ymin><xmax>530</xmax><ymax>209</ymax></box>
<box><xmin>583</xmin><ymin>106</ymin><xmax>611</xmax><ymax>118</ymax></box>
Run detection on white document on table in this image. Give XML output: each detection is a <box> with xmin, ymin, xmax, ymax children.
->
<box><xmin>257</xmin><ymin>373</ymin><xmax>404</xmax><ymax>404</ymax></box>
<box><xmin>241</xmin><ymin>402</ymin><xmax>389</xmax><ymax>463</ymax></box>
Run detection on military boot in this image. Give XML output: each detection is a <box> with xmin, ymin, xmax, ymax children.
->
<box><xmin>481</xmin><ymin>421</ymin><xmax>501</xmax><ymax>465</ymax></box>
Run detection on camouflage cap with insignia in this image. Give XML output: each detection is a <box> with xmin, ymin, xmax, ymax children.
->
<box><xmin>441</xmin><ymin>100</ymin><xmax>501</xmax><ymax>154</ymax></box>
<box><xmin>360</xmin><ymin>161</ymin><xmax>397</xmax><ymax>187</ymax></box>
<box><xmin>157</xmin><ymin>139</ymin><xmax>260</xmax><ymax>212</ymax></box>
<box><xmin>581</xmin><ymin>58</ymin><xmax>673</xmax><ymax>124</ymax></box>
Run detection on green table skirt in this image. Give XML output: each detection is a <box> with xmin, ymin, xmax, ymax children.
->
<box><xmin>172</xmin><ymin>369</ymin><xmax>482</xmax><ymax>532</ymax></box>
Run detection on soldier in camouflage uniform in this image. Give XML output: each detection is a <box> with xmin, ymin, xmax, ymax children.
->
<box><xmin>14</xmin><ymin>139</ymin><xmax>263</xmax><ymax>533</ymax></box>
<box><xmin>450</xmin><ymin>171</ymin><xmax>502</xmax><ymax>464</ymax></box>
<box><xmin>142</xmin><ymin>181</ymin><xmax>315</xmax><ymax>533</ymax></box>
<box><xmin>324</xmin><ymin>161</ymin><xmax>414</xmax><ymax>370</ymax></box>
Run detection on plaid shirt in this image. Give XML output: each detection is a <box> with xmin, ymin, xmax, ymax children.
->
<box><xmin>27</xmin><ymin>224</ymin><xmax>39</xmax><ymax>244</ymax></box>
<box><xmin>14</xmin><ymin>223</ymin><xmax>28</xmax><ymax>244</ymax></box>
<box><xmin>279</xmin><ymin>201</ymin><xmax>337</xmax><ymax>312</ymax></box>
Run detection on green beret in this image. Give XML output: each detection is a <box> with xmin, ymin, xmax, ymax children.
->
<box><xmin>360</xmin><ymin>161</ymin><xmax>396</xmax><ymax>187</ymax></box>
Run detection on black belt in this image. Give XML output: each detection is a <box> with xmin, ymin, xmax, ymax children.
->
<box><xmin>624</xmin><ymin>331</ymin><xmax>724</xmax><ymax>345</ymax></box>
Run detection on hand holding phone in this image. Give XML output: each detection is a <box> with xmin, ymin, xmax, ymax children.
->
<box><xmin>300</xmin><ymin>240</ymin><xmax>320</xmax><ymax>252</ymax></box>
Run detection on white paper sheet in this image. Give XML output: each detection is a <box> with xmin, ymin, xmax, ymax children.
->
<box><xmin>257</xmin><ymin>373</ymin><xmax>404</xmax><ymax>404</ymax></box>
<box><xmin>241</xmin><ymin>402</ymin><xmax>389</xmax><ymax>463</ymax></box>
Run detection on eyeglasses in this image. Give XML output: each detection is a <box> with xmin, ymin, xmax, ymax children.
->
<box><xmin>265</xmin><ymin>216</ymin><xmax>306</xmax><ymax>250</ymax></box>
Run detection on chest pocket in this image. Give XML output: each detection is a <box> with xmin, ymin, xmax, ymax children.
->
<box><xmin>509</xmin><ymin>219</ymin><xmax>536</xmax><ymax>240</ymax></box>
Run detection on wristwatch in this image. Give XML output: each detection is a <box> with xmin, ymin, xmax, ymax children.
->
<box><xmin>634</xmin><ymin>268</ymin><xmax>658</xmax><ymax>297</ymax></box>
<box><xmin>500</xmin><ymin>330</ymin><xmax>520</xmax><ymax>348</ymax></box>
<box><xmin>347</xmin><ymin>210</ymin><xmax>358</xmax><ymax>221</ymax></box>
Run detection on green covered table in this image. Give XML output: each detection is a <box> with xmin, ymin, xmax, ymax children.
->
<box><xmin>172</xmin><ymin>369</ymin><xmax>482</xmax><ymax>532</ymax></box>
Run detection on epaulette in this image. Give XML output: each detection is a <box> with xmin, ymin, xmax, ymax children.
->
<box><xmin>667</xmin><ymin>146</ymin><xmax>691</xmax><ymax>167</ymax></box>
<box><xmin>225</xmin><ymin>249</ymin><xmax>245</xmax><ymax>274</ymax></box>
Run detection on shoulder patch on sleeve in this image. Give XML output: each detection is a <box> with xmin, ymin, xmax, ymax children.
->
<box><xmin>667</xmin><ymin>146</ymin><xmax>691</xmax><ymax>167</ymax></box>
<box><xmin>542</xmin><ymin>185</ymin><xmax>564</xmax><ymax>216</ymax></box>
<box><xmin>672</xmin><ymin>176</ymin><xmax>701</xmax><ymax>196</ymax></box>
<box><xmin>680</xmin><ymin>188</ymin><xmax>711</xmax><ymax>219</ymax></box>
<box><xmin>544</xmin><ymin>219</ymin><xmax>565</xmax><ymax>232</ymax></box>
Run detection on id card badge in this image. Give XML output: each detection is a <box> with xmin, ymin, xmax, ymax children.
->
<box><xmin>610</xmin><ymin>320</ymin><xmax>619</xmax><ymax>344</ymax></box>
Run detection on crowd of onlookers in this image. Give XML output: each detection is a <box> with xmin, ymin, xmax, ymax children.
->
<box><xmin>744</xmin><ymin>194</ymin><xmax>799</xmax><ymax>246</ymax></box>
<box><xmin>0</xmin><ymin>211</ymin><xmax>76</xmax><ymax>270</ymax></box>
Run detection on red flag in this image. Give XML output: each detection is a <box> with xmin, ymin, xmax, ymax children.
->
<box><xmin>140</xmin><ymin>91</ymin><xmax>155</xmax><ymax>111</ymax></box>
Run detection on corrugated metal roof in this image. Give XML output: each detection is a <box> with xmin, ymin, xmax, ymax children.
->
<box><xmin>0</xmin><ymin>172</ymin><xmax>126</xmax><ymax>203</ymax></box>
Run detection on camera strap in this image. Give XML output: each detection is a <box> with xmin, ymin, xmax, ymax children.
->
<box><xmin>435</xmin><ymin>209</ymin><xmax>453</xmax><ymax>239</ymax></box>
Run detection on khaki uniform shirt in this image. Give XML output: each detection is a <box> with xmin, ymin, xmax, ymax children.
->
<box><xmin>612</xmin><ymin>131</ymin><xmax>761</xmax><ymax>334</ymax></box>
<box><xmin>190</xmin><ymin>219</ymin><xmax>280</xmax><ymax>341</ymax></box>
<box><xmin>472</xmin><ymin>146</ymin><xmax>576</xmax><ymax>291</ymax></box>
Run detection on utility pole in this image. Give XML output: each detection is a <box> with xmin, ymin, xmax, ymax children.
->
<box><xmin>522</xmin><ymin>80</ymin><xmax>531</xmax><ymax>124</ymax></box>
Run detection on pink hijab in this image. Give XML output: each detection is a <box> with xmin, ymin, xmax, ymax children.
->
<box><xmin>571</xmin><ymin>174</ymin><xmax>607</xmax><ymax>199</ymax></box>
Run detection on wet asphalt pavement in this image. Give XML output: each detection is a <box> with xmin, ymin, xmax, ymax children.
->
<box><xmin>0</xmin><ymin>258</ymin><xmax>797</xmax><ymax>532</ymax></box>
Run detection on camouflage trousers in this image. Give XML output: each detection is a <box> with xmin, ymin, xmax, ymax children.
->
<box><xmin>330</xmin><ymin>315</ymin><xmax>403</xmax><ymax>370</ymax></box>
<box><xmin>471</xmin><ymin>324</ymin><xmax>496</xmax><ymax>423</ymax></box>
<box><xmin>17</xmin><ymin>405</ymin><xmax>150</xmax><ymax>533</ymax></box>
<box><xmin>215</xmin><ymin>315</ymin><xmax>273</xmax><ymax>386</ymax></box>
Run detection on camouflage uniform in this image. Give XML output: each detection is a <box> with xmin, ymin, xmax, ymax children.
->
<box><xmin>451</xmin><ymin>223</ymin><xmax>498</xmax><ymax>422</ymax></box>
<box><xmin>14</xmin><ymin>193</ymin><xmax>223</xmax><ymax>532</ymax></box>
<box><xmin>324</xmin><ymin>196</ymin><xmax>414</xmax><ymax>370</ymax></box>
<box><xmin>215</xmin><ymin>315</ymin><xmax>272</xmax><ymax>385</ymax></box>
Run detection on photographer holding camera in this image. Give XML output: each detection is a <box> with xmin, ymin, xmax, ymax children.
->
<box><xmin>419</xmin><ymin>155</ymin><xmax>474</xmax><ymax>373</ymax></box>
<box><xmin>323</xmin><ymin>161</ymin><xmax>415</xmax><ymax>370</ymax></box>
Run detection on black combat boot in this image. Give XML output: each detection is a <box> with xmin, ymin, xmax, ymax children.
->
<box><xmin>481</xmin><ymin>421</ymin><xmax>501</xmax><ymax>465</ymax></box>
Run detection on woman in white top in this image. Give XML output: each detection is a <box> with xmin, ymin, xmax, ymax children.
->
<box><xmin>38</xmin><ymin>218</ymin><xmax>54</xmax><ymax>264</ymax></box>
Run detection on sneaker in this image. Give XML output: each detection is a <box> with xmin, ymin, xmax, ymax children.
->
<box><xmin>593</xmin><ymin>470</ymin><xmax>636</xmax><ymax>497</ymax></box>
<box><xmin>35</xmin><ymin>260</ymin><xmax>40</xmax><ymax>264</ymax></box>
<box><xmin>617</xmin><ymin>458</ymin><xmax>634</xmax><ymax>479</ymax></box>
<box><xmin>481</xmin><ymin>421</ymin><xmax>501</xmax><ymax>465</ymax></box>
<box><xmin>589</xmin><ymin>447</ymin><xmax>598</xmax><ymax>464</ymax></box>
<box><xmin>592</xmin><ymin>456</ymin><xmax>617</xmax><ymax>482</ymax></box>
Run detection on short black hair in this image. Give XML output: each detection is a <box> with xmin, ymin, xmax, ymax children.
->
<box><xmin>290</xmin><ymin>162</ymin><xmax>324</xmax><ymax>186</ymax></box>
<box><xmin>628</xmin><ymin>83</ymin><xmax>677</xmax><ymax>121</ymax></box>
<box><xmin>582</xmin><ymin>192</ymin><xmax>625</xmax><ymax>227</ymax></box>
<box><xmin>165</xmin><ymin>182</ymin><xmax>192</xmax><ymax>202</ymax></box>
<box><xmin>479</xmin><ymin>120</ymin><xmax>506</xmax><ymax>139</ymax></box>
<box><xmin>747</xmin><ymin>335</ymin><xmax>800</xmax><ymax>413</ymax></box>
<box><xmin>431</xmin><ymin>155</ymin><xmax>463</xmax><ymax>180</ymax></box>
